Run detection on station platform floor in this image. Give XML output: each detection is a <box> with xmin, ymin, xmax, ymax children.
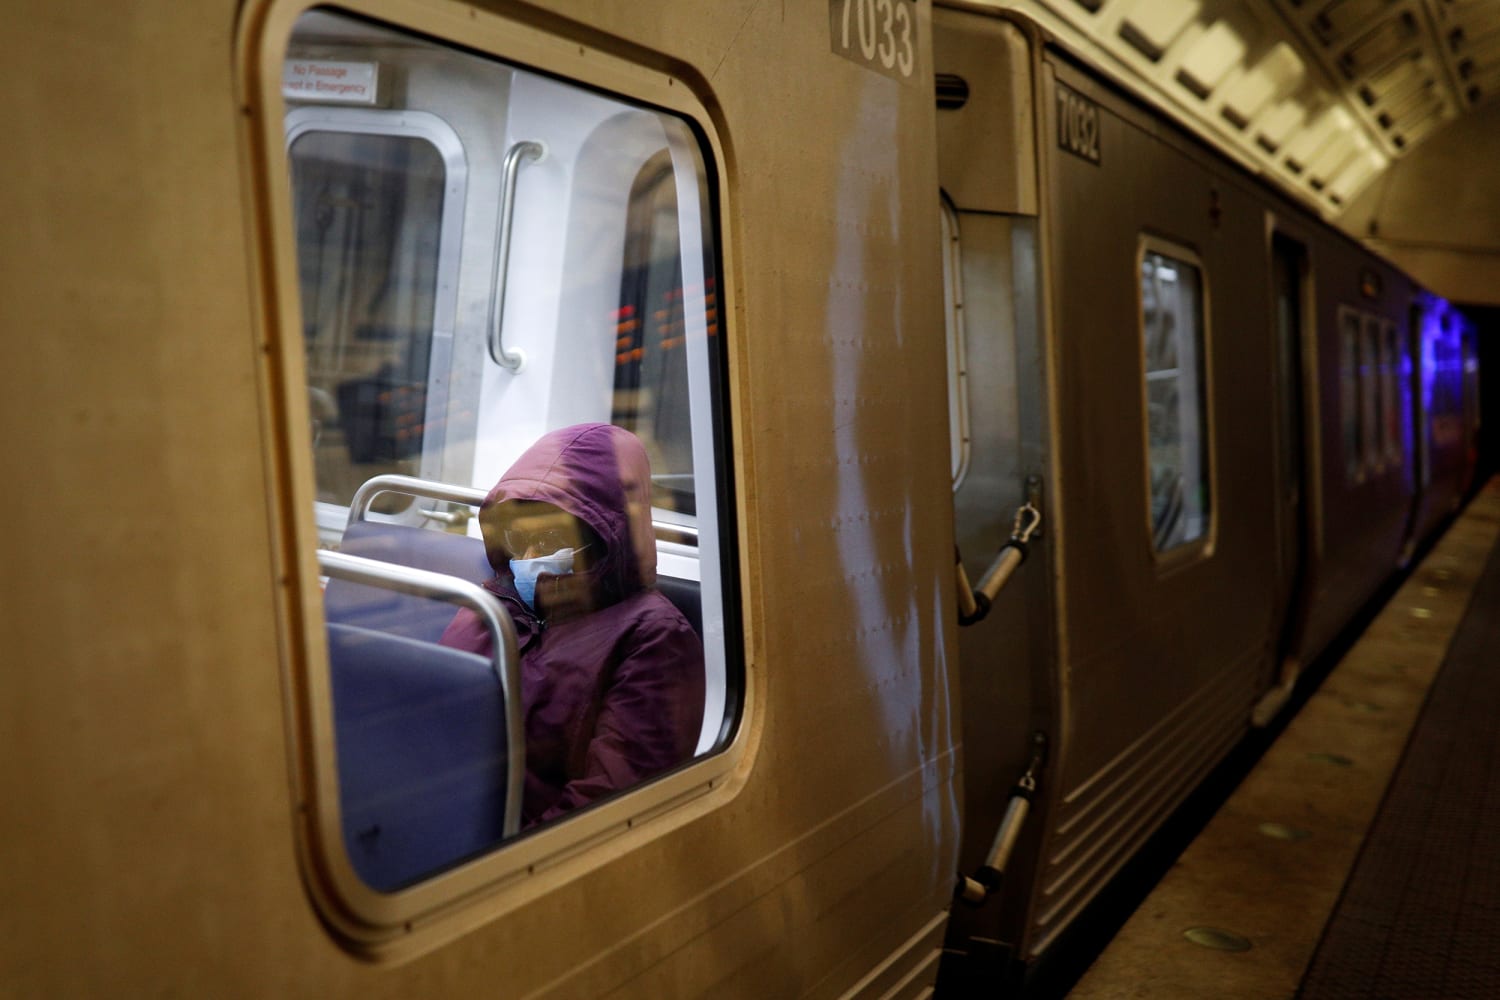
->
<box><xmin>1066</xmin><ymin>477</ymin><xmax>1500</xmax><ymax>1000</ymax></box>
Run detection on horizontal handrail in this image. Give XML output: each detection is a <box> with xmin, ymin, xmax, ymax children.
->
<box><xmin>349</xmin><ymin>474</ymin><xmax>487</xmax><ymax>526</ymax></box>
<box><xmin>351</xmin><ymin>473</ymin><xmax>701</xmax><ymax>549</ymax></box>
<box><xmin>318</xmin><ymin>549</ymin><xmax>524</xmax><ymax>839</ymax></box>
<box><xmin>651</xmin><ymin>520</ymin><xmax>698</xmax><ymax>546</ymax></box>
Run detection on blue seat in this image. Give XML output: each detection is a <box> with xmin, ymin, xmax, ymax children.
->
<box><xmin>325</xmin><ymin>517</ymin><xmax>704</xmax><ymax>640</ymax></box>
<box><xmin>323</xmin><ymin>520</ymin><xmax>492</xmax><ymax>642</ymax></box>
<box><xmin>326</xmin><ymin>622</ymin><xmax>510</xmax><ymax>892</ymax></box>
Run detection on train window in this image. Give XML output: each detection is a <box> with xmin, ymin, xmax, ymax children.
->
<box><xmin>1339</xmin><ymin>308</ymin><xmax>1362</xmax><ymax>482</ymax></box>
<box><xmin>1412</xmin><ymin>302</ymin><xmax>1433</xmax><ymax>490</ymax></box>
<box><xmin>1139</xmin><ymin>242</ymin><xmax>1211</xmax><ymax>553</ymax></box>
<box><xmin>1382</xmin><ymin>321</ymin><xmax>1401</xmax><ymax>464</ymax></box>
<box><xmin>941</xmin><ymin>198</ymin><xmax>972</xmax><ymax>488</ymax></box>
<box><xmin>263</xmin><ymin>8</ymin><xmax>738</xmax><ymax>930</ymax></box>
<box><xmin>1463</xmin><ymin>323</ymin><xmax>1481</xmax><ymax>447</ymax></box>
<box><xmin>1362</xmin><ymin>316</ymin><xmax>1383</xmax><ymax>474</ymax></box>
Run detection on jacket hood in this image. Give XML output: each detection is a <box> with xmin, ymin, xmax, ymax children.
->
<box><xmin>479</xmin><ymin>423</ymin><xmax>657</xmax><ymax>605</ymax></box>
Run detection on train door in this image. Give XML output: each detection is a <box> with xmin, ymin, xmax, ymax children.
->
<box><xmin>286</xmin><ymin>108</ymin><xmax>470</xmax><ymax>542</ymax></box>
<box><xmin>1024</xmin><ymin>40</ymin><xmax>1280</xmax><ymax>973</ymax></box>
<box><xmin>1256</xmin><ymin>233</ymin><xmax>1311</xmax><ymax>721</ymax></box>
<box><xmin>1413</xmin><ymin>301</ymin><xmax>1434</xmax><ymax>495</ymax></box>
<box><xmin>1404</xmin><ymin>297</ymin><xmax>1437</xmax><ymax>553</ymax></box>
<box><xmin>931</xmin><ymin>6</ymin><xmax>1054</xmax><ymax>985</ymax></box>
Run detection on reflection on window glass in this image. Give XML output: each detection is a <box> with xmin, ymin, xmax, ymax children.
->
<box><xmin>1340</xmin><ymin>309</ymin><xmax>1361</xmax><ymax>482</ymax></box>
<box><xmin>611</xmin><ymin>151</ymin><xmax>708</xmax><ymax>518</ymax></box>
<box><xmin>281</xmin><ymin>10</ymin><xmax>733</xmax><ymax>895</ymax></box>
<box><xmin>1140</xmin><ymin>247</ymin><xmax>1209</xmax><ymax>552</ymax></box>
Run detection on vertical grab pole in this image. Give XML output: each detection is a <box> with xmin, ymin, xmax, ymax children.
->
<box><xmin>488</xmin><ymin>139</ymin><xmax>546</xmax><ymax>371</ymax></box>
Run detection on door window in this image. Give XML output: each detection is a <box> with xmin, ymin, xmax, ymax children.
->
<box><xmin>1140</xmin><ymin>242</ymin><xmax>1212</xmax><ymax>553</ymax></box>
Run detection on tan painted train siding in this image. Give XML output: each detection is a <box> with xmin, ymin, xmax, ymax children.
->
<box><xmin>1</xmin><ymin>0</ymin><xmax>962</xmax><ymax>996</ymax></box>
<box><xmin>0</xmin><ymin>0</ymin><xmax>301</xmax><ymax>992</ymax></box>
<box><xmin>1020</xmin><ymin>57</ymin><xmax>1284</xmax><ymax>956</ymax></box>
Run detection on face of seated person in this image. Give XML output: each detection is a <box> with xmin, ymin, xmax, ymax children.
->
<box><xmin>491</xmin><ymin>501</ymin><xmax>601</xmax><ymax>617</ymax></box>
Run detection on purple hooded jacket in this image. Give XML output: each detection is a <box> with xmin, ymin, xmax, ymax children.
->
<box><xmin>439</xmin><ymin>423</ymin><xmax>705</xmax><ymax>827</ymax></box>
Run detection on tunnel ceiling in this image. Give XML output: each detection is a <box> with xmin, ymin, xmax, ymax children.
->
<box><xmin>989</xmin><ymin>0</ymin><xmax>1500</xmax><ymax>222</ymax></box>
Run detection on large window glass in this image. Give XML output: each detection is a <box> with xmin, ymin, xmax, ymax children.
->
<box><xmin>1140</xmin><ymin>243</ymin><xmax>1210</xmax><ymax>552</ymax></box>
<box><xmin>276</xmin><ymin>10</ymin><xmax>735</xmax><ymax>905</ymax></box>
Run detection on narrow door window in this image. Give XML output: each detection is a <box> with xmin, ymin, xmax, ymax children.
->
<box><xmin>1140</xmin><ymin>242</ymin><xmax>1211</xmax><ymax>553</ymax></box>
<box><xmin>1362</xmin><ymin>316</ymin><xmax>1383</xmax><ymax>474</ymax></box>
<box><xmin>1340</xmin><ymin>308</ymin><xmax>1362</xmax><ymax>482</ymax></box>
<box><xmin>1382</xmin><ymin>321</ymin><xmax>1401</xmax><ymax>464</ymax></box>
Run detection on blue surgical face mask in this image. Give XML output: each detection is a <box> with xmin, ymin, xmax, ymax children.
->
<box><xmin>510</xmin><ymin>548</ymin><xmax>577</xmax><ymax>609</ymax></box>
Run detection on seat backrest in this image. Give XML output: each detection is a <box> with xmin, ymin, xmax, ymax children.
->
<box><xmin>323</xmin><ymin>520</ymin><xmax>492</xmax><ymax>643</ymax></box>
<box><xmin>657</xmin><ymin>575</ymin><xmax>702</xmax><ymax>636</ymax></box>
<box><xmin>326</xmin><ymin>622</ymin><xmax>510</xmax><ymax>891</ymax></box>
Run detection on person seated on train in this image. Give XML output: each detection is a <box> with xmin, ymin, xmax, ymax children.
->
<box><xmin>439</xmin><ymin>422</ymin><xmax>705</xmax><ymax>828</ymax></box>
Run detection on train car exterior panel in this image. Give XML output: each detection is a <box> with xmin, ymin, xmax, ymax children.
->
<box><xmin>1013</xmin><ymin>48</ymin><xmax>1292</xmax><ymax>959</ymax></box>
<box><xmin>3</xmin><ymin>0</ymin><xmax>964</xmax><ymax>996</ymax></box>
<box><xmin>2</xmin><ymin>1</ymin><xmax>308</xmax><ymax>995</ymax></box>
<box><xmin>1041</xmin><ymin>49</ymin><xmax>1279</xmax><ymax>808</ymax></box>
<box><xmin>253</xmin><ymin>0</ymin><xmax>967</xmax><ymax>992</ymax></box>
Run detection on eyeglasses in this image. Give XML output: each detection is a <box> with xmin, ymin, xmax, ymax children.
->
<box><xmin>498</xmin><ymin>511</ymin><xmax>586</xmax><ymax>556</ymax></box>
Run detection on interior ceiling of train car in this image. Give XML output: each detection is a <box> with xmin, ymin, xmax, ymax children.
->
<box><xmin>989</xmin><ymin>0</ymin><xmax>1500</xmax><ymax>306</ymax></box>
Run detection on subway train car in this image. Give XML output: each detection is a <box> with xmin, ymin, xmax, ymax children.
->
<box><xmin>0</xmin><ymin>0</ymin><xmax>1479</xmax><ymax>998</ymax></box>
<box><xmin>934</xmin><ymin>3</ymin><xmax>1477</xmax><ymax>984</ymax></box>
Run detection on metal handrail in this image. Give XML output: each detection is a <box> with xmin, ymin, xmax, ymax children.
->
<box><xmin>487</xmin><ymin>139</ymin><xmax>546</xmax><ymax>371</ymax></box>
<box><xmin>348</xmin><ymin>474</ymin><xmax>487</xmax><ymax>527</ymax></box>
<box><xmin>352</xmin><ymin>473</ymin><xmax>701</xmax><ymax>550</ymax></box>
<box><xmin>318</xmin><ymin>549</ymin><xmax>525</xmax><ymax>838</ymax></box>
